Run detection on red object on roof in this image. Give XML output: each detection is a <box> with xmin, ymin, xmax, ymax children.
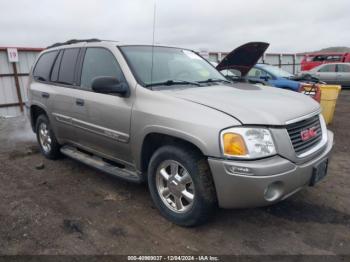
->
<box><xmin>301</xmin><ymin>52</ymin><xmax>350</xmax><ymax>71</ymax></box>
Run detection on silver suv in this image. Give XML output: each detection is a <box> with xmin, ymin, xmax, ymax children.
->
<box><xmin>27</xmin><ymin>39</ymin><xmax>333</xmax><ymax>226</ymax></box>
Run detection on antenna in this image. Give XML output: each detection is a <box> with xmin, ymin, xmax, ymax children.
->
<box><xmin>150</xmin><ymin>1</ymin><xmax>157</xmax><ymax>86</ymax></box>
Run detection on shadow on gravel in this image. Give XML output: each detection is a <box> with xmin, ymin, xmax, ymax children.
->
<box><xmin>262</xmin><ymin>200</ymin><xmax>350</xmax><ymax>225</ymax></box>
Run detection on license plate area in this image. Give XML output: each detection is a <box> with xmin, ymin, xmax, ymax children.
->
<box><xmin>309</xmin><ymin>159</ymin><xmax>328</xmax><ymax>186</ymax></box>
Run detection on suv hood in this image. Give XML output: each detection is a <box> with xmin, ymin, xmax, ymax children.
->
<box><xmin>216</xmin><ymin>42</ymin><xmax>269</xmax><ymax>76</ymax></box>
<box><xmin>162</xmin><ymin>84</ymin><xmax>320</xmax><ymax>126</ymax></box>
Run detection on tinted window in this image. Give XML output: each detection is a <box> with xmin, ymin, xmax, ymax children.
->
<box><xmin>313</xmin><ymin>55</ymin><xmax>327</xmax><ymax>62</ymax></box>
<box><xmin>337</xmin><ymin>64</ymin><xmax>350</xmax><ymax>72</ymax></box>
<box><xmin>80</xmin><ymin>48</ymin><xmax>125</xmax><ymax>89</ymax></box>
<box><xmin>58</xmin><ymin>48</ymin><xmax>80</xmax><ymax>85</ymax></box>
<box><xmin>50</xmin><ymin>51</ymin><xmax>63</xmax><ymax>82</ymax></box>
<box><xmin>33</xmin><ymin>51</ymin><xmax>58</xmax><ymax>81</ymax></box>
<box><xmin>318</xmin><ymin>64</ymin><xmax>336</xmax><ymax>72</ymax></box>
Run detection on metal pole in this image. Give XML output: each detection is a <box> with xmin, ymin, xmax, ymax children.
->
<box><xmin>293</xmin><ymin>54</ymin><xmax>296</xmax><ymax>75</ymax></box>
<box><xmin>12</xmin><ymin>63</ymin><xmax>24</xmax><ymax>112</ymax></box>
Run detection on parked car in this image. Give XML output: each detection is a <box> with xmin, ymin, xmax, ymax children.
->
<box><xmin>27</xmin><ymin>39</ymin><xmax>333</xmax><ymax>226</ymax></box>
<box><xmin>299</xmin><ymin>63</ymin><xmax>350</xmax><ymax>87</ymax></box>
<box><xmin>249</xmin><ymin>64</ymin><xmax>323</xmax><ymax>100</ymax></box>
<box><xmin>217</xmin><ymin>42</ymin><xmax>321</xmax><ymax>102</ymax></box>
<box><xmin>301</xmin><ymin>52</ymin><xmax>350</xmax><ymax>71</ymax></box>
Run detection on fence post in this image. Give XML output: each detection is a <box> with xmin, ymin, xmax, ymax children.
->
<box><xmin>293</xmin><ymin>54</ymin><xmax>296</xmax><ymax>75</ymax></box>
<box><xmin>12</xmin><ymin>63</ymin><xmax>23</xmax><ymax>112</ymax></box>
<box><xmin>279</xmin><ymin>54</ymin><xmax>282</xmax><ymax>68</ymax></box>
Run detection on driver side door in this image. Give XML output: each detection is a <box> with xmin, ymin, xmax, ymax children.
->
<box><xmin>73</xmin><ymin>47</ymin><xmax>133</xmax><ymax>164</ymax></box>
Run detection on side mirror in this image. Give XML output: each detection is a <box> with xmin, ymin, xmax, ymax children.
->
<box><xmin>91</xmin><ymin>76</ymin><xmax>128</xmax><ymax>96</ymax></box>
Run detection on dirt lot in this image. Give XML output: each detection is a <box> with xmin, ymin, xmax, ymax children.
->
<box><xmin>0</xmin><ymin>91</ymin><xmax>349</xmax><ymax>256</ymax></box>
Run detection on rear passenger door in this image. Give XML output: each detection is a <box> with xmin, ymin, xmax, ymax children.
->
<box><xmin>49</xmin><ymin>48</ymin><xmax>82</xmax><ymax>144</ymax></box>
<box><xmin>315</xmin><ymin>64</ymin><xmax>337</xmax><ymax>84</ymax></box>
<box><xmin>73</xmin><ymin>47</ymin><xmax>133</xmax><ymax>164</ymax></box>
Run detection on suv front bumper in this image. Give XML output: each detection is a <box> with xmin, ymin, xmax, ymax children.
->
<box><xmin>208</xmin><ymin>130</ymin><xmax>334</xmax><ymax>209</ymax></box>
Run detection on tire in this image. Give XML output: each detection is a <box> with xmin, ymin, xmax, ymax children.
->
<box><xmin>35</xmin><ymin>114</ymin><xmax>61</xmax><ymax>160</ymax></box>
<box><xmin>148</xmin><ymin>145</ymin><xmax>217</xmax><ymax>226</ymax></box>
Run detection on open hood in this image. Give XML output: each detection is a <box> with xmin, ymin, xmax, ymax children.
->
<box><xmin>216</xmin><ymin>42</ymin><xmax>269</xmax><ymax>76</ymax></box>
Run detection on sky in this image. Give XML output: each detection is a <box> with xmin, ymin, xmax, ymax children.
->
<box><xmin>0</xmin><ymin>0</ymin><xmax>349</xmax><ymax>53</ymax></box>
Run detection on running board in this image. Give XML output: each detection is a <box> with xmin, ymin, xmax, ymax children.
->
<box><xmin>60</xmin><ymin>146</ymin><xmax>143</xmax><ymax>183</ymax></box>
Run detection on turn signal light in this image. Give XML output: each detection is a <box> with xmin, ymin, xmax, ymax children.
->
<box><xmin>223</xmin><ymin>133</ymin><xmax>247</xmax><ymax>156</ymax></box>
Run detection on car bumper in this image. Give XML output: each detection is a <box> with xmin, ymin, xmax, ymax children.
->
<box><xmin>208</xmin><ymin>130</ymin><xmax>334</xmax><ymax>209</ymax></box>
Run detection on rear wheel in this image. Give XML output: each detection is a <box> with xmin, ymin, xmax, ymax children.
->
<box><xmin>148</xmin><ymin>145</ymin><xmax>217</xmax><ymax>226</ymax></box>
<box><xmin>35</xmin><ymin>115</ymin><xmax>61</xmax><ymax>159</ymax></box>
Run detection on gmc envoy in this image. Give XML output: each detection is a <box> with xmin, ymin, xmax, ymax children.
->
<box><xmin>27</xmin><ymin>39</ymin><xmax>333</xmax><ymax>226</ymax></box>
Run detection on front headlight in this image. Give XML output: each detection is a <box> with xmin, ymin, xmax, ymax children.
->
<box><xmin>221</xmin><ymin>127</ymin><xmax>276</xmax><ymax>159</ymax></box>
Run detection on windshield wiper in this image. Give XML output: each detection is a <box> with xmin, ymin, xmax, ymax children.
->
<box><xmin>145</xmin><ymin>79</ymin><xmax>200</xmax><ymax>88</ymax></box>
<box><xmin>197</xmin><ymin>78</ymin><xmax>231</xmax><ymax>84</ymax></box>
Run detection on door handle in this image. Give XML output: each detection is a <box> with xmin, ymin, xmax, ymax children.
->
<box><xmin>76</xmin><ymin>98</ymin><xmax>85</xmax><ymax>106</ymax></box>
<box><xmin>41</xmin><ymin>92</ymin><xmax>50</xmax><ymax>98</ymax></box>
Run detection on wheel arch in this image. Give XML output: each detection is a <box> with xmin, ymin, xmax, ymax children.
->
<box><xmin>138</xmin><ymin>131</ymin><xmax>207</xmax><ymax>174</ymax></box>
<box><xmin>30</xmin><ymin>104</ymin><xmax>48</xmax><ymax>132</ymax></box>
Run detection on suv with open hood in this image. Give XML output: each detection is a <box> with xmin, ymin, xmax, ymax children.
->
<box><xmin>27</xmin><ymin>39</ymin><xmax>333</xmax><ymax>226</ymax></box>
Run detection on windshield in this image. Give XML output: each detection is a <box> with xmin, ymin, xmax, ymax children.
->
<box><xmin>259</xmin><ymin>64</ymin><xmax>294</xmax><ymax>78</ymax></box>
<box><xmin>120</xmin><ymin>46</ymin><xmax>227</xmax><ymax>87</ymax></box>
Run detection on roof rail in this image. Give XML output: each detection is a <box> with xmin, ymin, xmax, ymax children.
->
<box><xmin>46</xmin><ymin>38</ymin><xmax>101</xmax><ymax>49</ymax></box>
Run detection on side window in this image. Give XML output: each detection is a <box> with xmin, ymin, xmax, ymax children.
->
<box><xmin>247</xmin><ymin>68</ymin><xmax>269</xmax><ymax>78</ymax></box>
<box><xmin>33</xmin><ymin>51</ymin><xmax>58</xmax><ymax>81</ymax></box>
<box><xmin>58</xmin><ymin>48</ymin><xmax>80</xmax><ymax>85</ymax></box>
<box><xmin>248</xmin><ymin>68</ymin><xmax>263</xmax><ymax>78</ymax></box>
<box><xmin>326</xmin><ymin>55</ymin><xmax>341</xmax><ymax>62</ymax></box>
<box><xmin>337</xmin><ymin>64</ymin><xmax>350</xmax><ymax>72</ymax></box>
<box><xmin>50</xmin><ymin>51</ymin><xmax>63</xmax><ymax>82</ymax></box>
<box><xmin>313</xmin><ymin>55</ymin><xmax>326</xmax><ymax>62</ymax></box>
<box><xmin>80</xmin><ymin>48</ymin><xmax>125</xmax><ymax>89</ymax></box>
<box><xmin>318</xmin><ymin>64</ymin><xmax>336</xmax><ymax>73</ymax></box>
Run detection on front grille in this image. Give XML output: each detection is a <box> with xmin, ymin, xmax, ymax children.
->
<box><xmin>286</xmin><ymin>115</ymin><xmax>322</xmax><ymax>155</ymax></box>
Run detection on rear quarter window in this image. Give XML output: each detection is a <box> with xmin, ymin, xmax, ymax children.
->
<box><xmin>33</xmin><ymin>51</ymin><xmax>58</xmax><ymax>81</ymax></box>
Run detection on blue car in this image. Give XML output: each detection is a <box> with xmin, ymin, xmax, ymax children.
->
<box><xmin>247</xmin><ymin>64</ymin><xmax>301</xmax><ymax>92</ymax></box>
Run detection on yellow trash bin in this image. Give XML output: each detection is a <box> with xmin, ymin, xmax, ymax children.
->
<box><xmin>320</xmin><ymin>85</ymin><xmax>342</xmax><ymax>125</ymax></box>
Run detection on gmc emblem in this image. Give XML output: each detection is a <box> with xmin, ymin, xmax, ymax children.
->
<box><xmin>301</xmin><ymin>127</ymin><xmax>317</xmax><ymax>141</ymax></box>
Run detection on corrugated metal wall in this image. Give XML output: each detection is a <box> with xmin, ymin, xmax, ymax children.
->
<box><xmin>0</xmin><ymin>48</ymin><xmax>42</xmax><ymax>117</ymax></box>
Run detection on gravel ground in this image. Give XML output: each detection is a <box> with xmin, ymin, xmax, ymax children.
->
<box><xmin>0</xmin><ymin>90</ymin><xmax>349</xmax><ymax>255</ymax></box>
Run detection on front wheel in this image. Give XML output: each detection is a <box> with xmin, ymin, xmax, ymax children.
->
<box><xmin>148</xmin><ymin>145</ymin><xmax>217</xmax><ymax>226</ymax></box>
